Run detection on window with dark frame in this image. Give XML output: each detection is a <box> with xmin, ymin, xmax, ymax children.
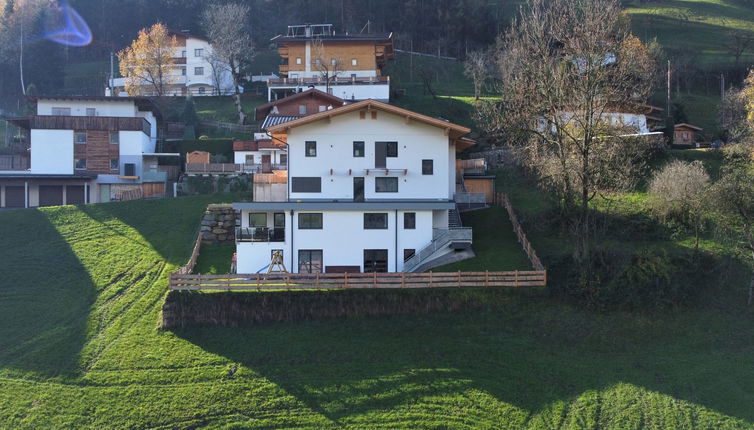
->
<box><xmin>353</xmin><ymin>141</ymin><xmax>364</xmax><ymax>157</ymax></box>
<box><xmin>305</xmin><ymin>141</ymin><xmax>317</xmax><ymax>157</ymax></box>
<box><xmin>404</xmin><ymin>212</ymin><xmax>416</xmax><ymax>229</ymax></box>
<box><xmin>110</xmin><ymin>132</ymin><xmax>119</xmax><ymax>145</ymax></box>
<box><xmin>292</xmin><ymin>177</ymin><xmax>321</xmax><ymax>193</ymax></box>
<box><xmin>298</xmin><ymin>249</ymin><xmax>323</xmax><ymax>273</ymax></box>
<box><xmin>249</xmin><ymin>212</ymin><xmax>267</xmax><ymax>228</ymax></box>
<box><xmin>404</xmin><ymin>249</ymin><xmax>416</xmax><ymax>262</ymax></box>
<box><xmin>364</xmin><ymin>213</ymin><xmax>388</xmax><ymax>229</ymax></box>
<box><xmin>86</xmin><ymin>108</ymin><xmax>96</xmax><ymax>116</ymax></box>
<box><xmin>74</xmin><ymin>132</ymin><xmax>87</xmax><ymax>144</ymax></box>
<box><xmin>74</xmin><ymin>159</ymin><xmax>86</xmax><ymax>170</ymax></box>
<box><xmin>194</xmin><ymin>48</ymin><xmax>204</xmax><ymax>57</ymax></box>
<box><xmin>194</xmin><ymin>67</ymin><xmax>204</xmax><ymax>75</ymax></box>
<box><xmin>375</xmin><ymin>177</ymin><xmax>398</xmax><ymax>193</ymax></box>
<box><xmin>110</xmin><ymin>158</ymin><xmax>119</xmax><ymax>171</ymax></box>
<box><xmin>298</xmin><ymin>213</ymin><xmax>323</xmax><ymax>229</ymax></box>
<box><xmin>386</xmin><ymin>141</ymin><xmax>398</xmax><ymax>157</ymax></box>
<box><xmin>422</xmin><ymin>159</ymin><xmax>433</xmax><ymax>175</ymax></box>
<box><xmin>51</xmin><ymin>107</ymin><xmax>71</xmax><ymax>116</ymax></box>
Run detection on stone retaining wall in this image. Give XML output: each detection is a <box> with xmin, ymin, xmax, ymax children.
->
<box><xmin>200</xmin><ymin>204</ymin><xmax>239</xmax><ymax>242</ymax></box>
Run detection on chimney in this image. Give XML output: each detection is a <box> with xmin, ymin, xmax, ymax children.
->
<box><xmin>305</xmin><ymin>25</ymin><xmax>312</xmax><ymax>38</ymax></box>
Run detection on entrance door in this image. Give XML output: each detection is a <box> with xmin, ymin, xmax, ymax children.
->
<box><xmin>353</xmin><ymin>177</ymin><xmax>365</xmax><ymax>202</ymax></box>
<box><xmin>99</xmin><ymin>184</ymin><xmax>110</xmax><ymax>203</ymax></box>
<box><xmin>364</xmin><ymin>249</ymin><xmax>388</xmax><ymax>273</ymax></box>
<box><xmin>261</xmin><ymin>154</ymin><xmax>272</xmax><ymax>173</ymax></box>
<box><xmin>374</xmin><ymin>142</ymin><xmax>386</xmax><ymax>168</ymax></box>
<box><xmin>272</xmin><ymin>212</ymin><xmax>285</xmax><ymax>241</ymax></box>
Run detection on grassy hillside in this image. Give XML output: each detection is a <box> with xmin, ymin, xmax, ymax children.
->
<box><xmin>1</xmin><ymin>191</ymin><xmax>754</xmax><ymax>427</ymax></box>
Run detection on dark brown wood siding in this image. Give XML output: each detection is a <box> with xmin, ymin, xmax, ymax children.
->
<box><xmin>29</xmin><ymin>116</ymin><xmax>151</xmax><ymax>137</ymax></box>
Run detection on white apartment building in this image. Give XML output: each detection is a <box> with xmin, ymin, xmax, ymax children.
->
<box><xmin>111</xmin><ymin>31</ymin><xmax>237</xmax><ymax>97</ymax></box>
<box><xmin>233</xmin><ymin>99</ymin><xmax>476</xmax><ymax>274</ymax></box>
<box><xmin>0</xmin><ymin>96</ymin><xmax>176</xmax><ymax>208</ymax></box>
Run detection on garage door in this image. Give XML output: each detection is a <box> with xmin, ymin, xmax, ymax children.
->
<box><xmin>38</xmin><ymin>185</ymin><xmax>63</xmax><ymax>207</ymax></box>
<box><xmin>66</xmin><ymin>185</ymin><xmax>85</xmax><ymax>205</ymax></box>
<box><xmin>4</xmin><ymin>186</ymin><xmax>24</xmax><ymax>208</ymax></box>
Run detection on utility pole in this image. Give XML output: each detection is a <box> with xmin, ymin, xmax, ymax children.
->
<box><xmin>720</xmin><ymin>73</ymin><xmax>725</xmax><ymax>100</ymax></box>
<box><xmin>110</xmin><ymin>51</ymin><xmax>115</xmax><ymax>93</ymax></box>
<box><xmin>666</xmin><ymin>60</ymin><xmax>671</xmax><ymax>119</ymax></box>
<box><xmin>19</xmin><ymin>23</ymin><xmax>25</xmax><ymax>95</ymax></box>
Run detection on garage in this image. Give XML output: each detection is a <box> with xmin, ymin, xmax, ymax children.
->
<box><xmin>4</xmin><ymin>186</ymin><xmax>25</xmax><ymax>208</ymax></box>
<box><xmin>66</xmin><ymin>185</ymin><xmax>85</xmax><ymax>205</ymax></box>
<box><xmin>38</xmin><ymin>185</ymin><xmax>63</xmax><ymax>207</ymax></box>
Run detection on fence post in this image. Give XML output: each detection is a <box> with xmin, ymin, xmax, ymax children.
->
<box><xmin>401</xmin><ymin>272</ymin><xmax>405</xmax><ymax>288</ymax></box>
<box><xmin>515</xmin><ymin>270</ymin><xmax>519</xmax><ymax>287</ymax></box>
<box><xmin>429</xmin><ymin>271</ymin><xmax>433</xmax><ymax>287</ymax></box>
<box><xmin>316</xmin><ymin>271</ymin><xmax>320</xmax><ymax>288</ymax></box>
<box><xmin>485</xmin><ymin>270</ymin><xmax>489</xmax><ymax>287</ymax></box>
<box><xmin>345</xmin><ymin>271</ymin><xmax>349</xmax><ymax>289</ymax></box>
<box><xmin>458</xmin><ymin>270</ymin><xmax>461</xmax><ymax>287</ymax></box>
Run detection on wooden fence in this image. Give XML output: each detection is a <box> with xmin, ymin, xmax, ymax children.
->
<box><xmin>176</xmin><ymin>231</ymin><xmax>203</xmax><ymax>275</ymax></box>
<box><xmin>495</xmin><ymin>193</ymin><xmax>545</xmax><ymax>271</ymax></box>
<box><xmin>169</xmin><ymin>270</ymin><xmax>546</xmax><ymax>290</ymax></box>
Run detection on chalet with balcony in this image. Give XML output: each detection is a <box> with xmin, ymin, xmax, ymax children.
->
<box><xmin>0</xmin><ymin>96</ymin><xmax>177</xmax><ymax>208</ymax></box>
<box><xmin>232</xmin><ymin>99</ymin><xmax>477</xmax><ymax>274</ymax></box>
<box><xmin>111</xmin><ymin>30</ymin><xmax>238</xmax><ymax>97</ymax></box>
<box><xmin>267</xmin><ymin>24</ymin><xmax>394</xmax><ymax>102</ymax></box>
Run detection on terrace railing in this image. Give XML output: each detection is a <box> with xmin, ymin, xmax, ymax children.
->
<box><xmin>236</xmin><ymin>227</ymin><xmax>285</xmax><ymax>242</ymax></box>
<box><xmin>403</xmin><ymin>227</ymin><xmax>473</xmax><ymax>272</ymax></box>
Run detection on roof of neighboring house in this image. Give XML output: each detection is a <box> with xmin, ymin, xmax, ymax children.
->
<box><xmin>255</xmin><ymin>89</ymin><xmax>346</xmax><ymax>121</ymax></box>
<box><xmin>267</xmin><ymin>99</ymin><xmax>472</xmax><ymax>141</ymax></box>
<box><xmin>0</xmin><ymin>173</ymin><xmax>97</xmax><ymax>179</ymax></box>
<box><xmin>233</xmin><ymin>139</ymin><xmax>284</xmax><ymax>151</ymax></box>
<box><xmin>167</xmin><ymin>29</ymin><xmax>209</xmax><ymax>43</ymax></box>
<box><xmin>261</xmin><ymin>115</ymin><xmax>304</xmax><ymax>130</ymax></box>
<box><xmin>674</xmin><ymin>123</ymin><xmax>703</xmax><ymax>131</ymax></box>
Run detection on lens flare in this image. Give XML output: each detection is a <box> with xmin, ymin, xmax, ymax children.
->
<box><xmin>43</xmin><ymin>2</ymin><xmax>92</xmax><ymax>47</ymax></box>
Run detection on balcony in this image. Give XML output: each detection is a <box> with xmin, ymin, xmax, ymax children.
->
<box><xmin>141</xmin><ymin>171</ymin><xmax>168</xmax><ymax>182</ymax></box>
<box><xmin>236</xmin><ymin>227</ymin><xmax>285</xmax><ymax>242</ymax></box>
<box><xmin>8</xmin><ymin>116</ymin><xmax>152</xmax><ymax>137</ymax></box>
<box><xmin>268</xmin><ymin>76</ymin><xmax>389</xmax><ymax>86</ymax></box>
<box><xmin>0</xmin><ymin>155</ymin><xmax>30</xmax><ymax>171</ymax></box>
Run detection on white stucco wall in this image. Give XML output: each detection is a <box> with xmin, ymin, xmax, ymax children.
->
<box><xmin>30</xmin><ymin>129</ymin><xmax>74</xmax><ymax>174</ymax></box>
<box><xmin>37</xmin><ymin>100</ymin><xmax>137</xmax><ymax>117</ymax></box>
<box><xmin>234</xmin><ymin>150</ymin><xmax>286</xmax><ymax>165</ymax></box>
<box><xmin>286</xmin><ymin>110</ymin><xmax>453</xmax><ymax>201</ymax></box>
<box><xmin>235</xmin><ymin>209</ymin><xmax>434</xmax><ymax>273</ymax></box>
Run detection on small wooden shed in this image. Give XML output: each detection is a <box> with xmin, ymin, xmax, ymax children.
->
<box><xmin>463</xmin><ymin>175</ymin><xmax>496</xmax><ymax>204</ymax></box>
<box><xmin>674</xmin><ymin>123</ymin><xmax>703</xmax><ymax>146</ymax></box>
<box><xmin>186</xmin><ymin>150</ymin><xmax>211</xmax><ymax>164</ymax></box>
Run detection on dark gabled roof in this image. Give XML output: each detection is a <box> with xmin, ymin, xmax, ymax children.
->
<box><xmin>256</xmin><ymin>89</ymin><xmax>346</xmax><ymax>121</ymax></box>
<box><xmin>261</xmin><ymin>115</ymin><xmax>304</xmax><ymax>130</ymax></box>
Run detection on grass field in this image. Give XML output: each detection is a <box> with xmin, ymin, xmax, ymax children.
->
<box><xmin>1</xmin><ymin>187</ymin><xmax>754</xmax><ymax>427</ymax></box>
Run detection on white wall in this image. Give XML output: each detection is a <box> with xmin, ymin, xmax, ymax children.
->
<box><xmin>236</xmin><ymin>209</ymin><xmax>434</xmax><ymax>273</ymax></box>
<box><xmin>287</xmin><ymin>110</ymin><xmax>453</xmax><ymax>201</ymax></box>
<box><xmin>37</xmin><ymin>100</ymin><xmax>137</xmax><ymax>117</ymax></box>
<box><xmin>269</xmin><ymin>83</ymin><xmax>389</xmax><ymax>102</ymax></box>
<box><xmin>30</xmin><ymin>129</ymin><xmax>74</xmax><ymax>174</ymax></box>
<box><xmin>234</xmin><ymin>150</ymin><xmax>286</xmax><ymax>165</ymax></box>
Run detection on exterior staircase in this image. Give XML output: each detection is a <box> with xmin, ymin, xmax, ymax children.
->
<box><xmin>449</xmin><ymin>208</ymin><xmax>462</xmax><ymax>228</ymax></box>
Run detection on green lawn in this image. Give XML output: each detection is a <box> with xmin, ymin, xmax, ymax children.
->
<box><xmin>194</xmin><ymin>242</ymin><xmax>235</xmax><ymax>274</ymax></box>
<box><xmin>193</xmin><ymin>94</ymin><xmax>268</xmax><ymax>124</ymax></box>
<box><xmin>1</xmin><ymin>190</ymin><xmax>754</xmax><ymax>427</ymax></box>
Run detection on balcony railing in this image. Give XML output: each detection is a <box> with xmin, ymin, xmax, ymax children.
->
<box><xmin>236</xmin><ymin>227</ymin><xmax>285</xmax><ymax>242</ymax></box>
<box><xmin>243</xmin><ymin>163</ymin><xmax>287</xmax><ymax>173</ymax></box>
<box><xmin>141</xmin><ymin>171</ymin><xmax>168</xmax><ymax>182</ymax></box>
<box><xmin>0</xmin><ymin>155</ymin><xmax>30</xmax><ymax>171</ymax></box>
<box><xmin>268</xmin><ymin>76</ymin><xmax>389</xmax><ymax>86</ymax></box>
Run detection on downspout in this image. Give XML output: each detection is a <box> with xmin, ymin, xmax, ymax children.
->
<box><xmin>290</xmin><ymin>209</ymin><xmax>294</xmax><ymax>273</ymax></box>
<box><xmin>395</xmin><ymin>210</ymin><xmax>398</xmax><ymax>272</ymax></box>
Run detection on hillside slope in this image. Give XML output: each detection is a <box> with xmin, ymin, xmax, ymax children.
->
<box><xmin>1</xmin><ymin>198</ymin><xmax>754</xmax><ymax>427</ymax></box>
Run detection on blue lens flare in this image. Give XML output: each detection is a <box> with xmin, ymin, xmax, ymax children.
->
<box><xmin>43</xmin><ymin>2</ymin><xmax>92</xmax><ymax>47</ymax></box>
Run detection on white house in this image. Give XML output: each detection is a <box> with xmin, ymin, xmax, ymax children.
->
<box><xmin>111</xmin><ymin>30</ymin><xmax>238</xmax><ymax>97</ymax></box>
<box><xmin>233</xmin><ymin>99</ymin><xmax>476</xmax><ymax>274</ymax></box>
<box><xmin>0</xmin><ymin>96</ymin><xmax>177</xmax><ymax>208</ymax></box>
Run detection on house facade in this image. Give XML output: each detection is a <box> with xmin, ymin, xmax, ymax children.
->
<box><xmin>0</xmin><ymin>96</ymin><xmax>175</xmax><ymax>208</ymax></box>
<box><xmin>111</xmin><ymin>30</ymin><xmax>237</xmax><ymax>97</ymax></box>
<box><xmin>233</xmin><ymin>99</ymin><xmax>474</xmax><ymax>274</ymax></box>
<box><xmin>267</xmin><ymin>24</ymin><xmax>394</xmax><ymax>102</ymax></box>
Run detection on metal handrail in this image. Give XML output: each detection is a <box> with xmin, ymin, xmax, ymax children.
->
<box><xmin>235</xmin><ymin>227</ymin><xmax>285</xmax><ymax>242</ymax></box>
<box><xmin>404</xmin><ymin>227</ymin><xmax>472</xmax><ymax>272</ymax></box>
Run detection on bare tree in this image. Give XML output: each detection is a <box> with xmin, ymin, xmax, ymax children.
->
<box><xmin>719</xmin><ymin>86</ymin><xmax>752</xmax><ymax>143</ymax></box>
<box><xmin>648</xmin><ymin>160</ymin><xmax>711</xmax><ymax>251</ymax></box>
<box><xmin>711</xmin><ymin>145</ymin><xmax>754</xmax><ymax>304</ymax></box>
<box><xmin>477</xmin><ymin>0</ymin><xmax>657</xmax><ymax>262</ymax></box>
<box><xmin>201</xmin><ymin>3</ymin><xmax>254</xmax><ymax>124</ymax></box>
<box><xmin>311</xmin><ymin>38</ymin><xmax>342</xmax><ymax>94</ymax></box>
<box><xmin>463</xmin><ymin>50</ymin><xmax>489</xmax><ymax>100</ymax></box>
<box><xmin>725</xmin><ymin>30</ymin><xmax>754</xmax><ymax>71</ymax></box>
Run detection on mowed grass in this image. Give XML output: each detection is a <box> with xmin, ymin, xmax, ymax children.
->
<box><xmin>194</xmin><ymin>242</ymin><xmax>235</xmax><ymax>274</ymax></box>
<box><xmin>1</xmin><ymin>195</ymin><xmax>754</xmax><ymax>427</ymax></box>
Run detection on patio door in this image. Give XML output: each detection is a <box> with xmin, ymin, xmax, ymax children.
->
<box><xmin>298</xmin><ymin>250</ymin><xmax>323</xmax><ymax>273</ymax></box>
<box><xmin>353</xmin><ymin>177</ymin><xmax>364</xmax><ymax>202</ymax></box>
<box><xmin>261</xmin><ymin>154</ymin><xmax>272</xmax><ymax>173</ymax></box>
<box><xmin>364</xmin><ymin>249</ymin><xmax>388</xmax><ymax>273</ymax></box>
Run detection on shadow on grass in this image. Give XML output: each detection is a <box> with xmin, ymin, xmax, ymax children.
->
<box><xmin>175</xmin><ymin>295</ymin><xmax>754</xmax><ymax>425</ymax></box>
<box><xmin>0</xmin><ymin>208</ymin><xmax>96</xmax><ymax>377</ymax></box>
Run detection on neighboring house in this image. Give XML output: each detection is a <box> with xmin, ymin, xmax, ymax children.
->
<box><xmin>233</xmin><ymin>99</ymin><xmax>476</xmax><ymax>275</ymax></box>
<box><xmin>674</xmin><ymin>123</ymin><xmax>704</xmax><ymax>146</ymax></box>
<box><xmin>267</xmin><ymin>24</ymin><xmax>394</xmax><ymax>102</ymax></box>
<box><xmin>111</xmin><ymin>30</ymin><xmax>238</xmax><ymax>97</ymax></box>
<box><xmin>256</xmin><ymin>88</ymin><xmax>347</xmax><ymax>129</ymax></box>
<box><xmin>233</xmin><ymin>137</ymin><xmax>287</xmax><ymax>172</ymax></box>
<box><xmin>0</xmin><ymin>96</ymin><xmax>176</xmax><ymax>208</ymax></box>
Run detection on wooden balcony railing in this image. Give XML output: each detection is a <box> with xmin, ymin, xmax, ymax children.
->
<box><xmin>0</xmin><ymin>155</ymin><xmax>30</xmax><ymax>171</ymax></box>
